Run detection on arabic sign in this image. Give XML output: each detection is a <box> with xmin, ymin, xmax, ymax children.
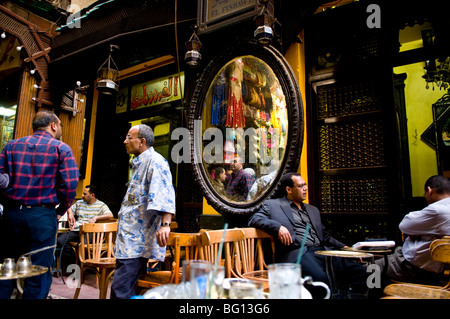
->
<box><xmin>130</xmin><ymin>72</ymin><xmax>185</xmax><ymax>110</ymax></box>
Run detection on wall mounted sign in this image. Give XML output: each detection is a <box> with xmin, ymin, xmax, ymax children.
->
<box><xmin>130</xmin><ymin>72</ymin><xmax>185</xmax><ymax>111</ymax></box>
<box><xmin>197</xmin><ymin>0</ymin><xmax>265</xmax><ymax>34</ymax></box>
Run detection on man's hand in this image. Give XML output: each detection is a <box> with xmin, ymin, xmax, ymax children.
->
<box><xmin>156</xmin><ymin>226</ymin><xmax>170</xmax><ymax>247</ymax></box>
<box><xmin>68</xmin><ymin>213</ymin><xmax>76</xmax><ymax>230</ymax></box>
<box><xmin>278</xmin><ymin>225</ymin><xmax>293</xmax><ymax>246</ymax></box>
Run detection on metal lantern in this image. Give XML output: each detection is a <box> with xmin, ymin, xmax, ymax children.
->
<box><xmin>96</xmin><ymin>45</ymin><xmax>120</xmax><ymax>95</ymax></box>
<box><xmin>254</xmin><ymin>12</ymin><xmax>273</xmax><ymax>45</ymax></box>
<box><xmin>185</xmin><ymin>30</ymin><xmax>202</xmax><ymax>68</ymax></box>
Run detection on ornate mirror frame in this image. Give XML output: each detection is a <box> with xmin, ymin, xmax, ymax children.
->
<box><xmin>188</xmin><ymin>43</ymin><xmax>303</xmax><ymax>217</ymax></box>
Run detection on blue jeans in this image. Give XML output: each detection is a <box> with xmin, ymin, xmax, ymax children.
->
<box><xmin>0</xmin><ymin>206</ymin><xmax>57</xmax><ymax>299</ymax></box>
<box><xmin>110</xmin><ymin>257</ymin><xmax>148</xmax><ymax>299</ymax></box>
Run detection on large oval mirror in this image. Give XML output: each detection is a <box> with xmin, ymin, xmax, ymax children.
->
<box><xmin>189</xmin><ymin>43</ymin><xmax>303</xmax><ymax>217</ymax></box>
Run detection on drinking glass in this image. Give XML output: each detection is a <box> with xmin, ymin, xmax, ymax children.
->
<box><xmin>209</xmin><ymin>265</ymin><xmax>225</xmax><ymax>299</ymax></box>
<box><xmin>183</xmin><ymin>260</ymin><xmax>212</xmax><ymax>299</ymax></box>
<box><xmin>229</xmin><ymin>280</ymin><xmax>264</xmax><ymax>299</ymax></box>
<box><xmin>268</xmin><ymin>263</ymin><xmax>302</xmax><ymax>299</ymax></box>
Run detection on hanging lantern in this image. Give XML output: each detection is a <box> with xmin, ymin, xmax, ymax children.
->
<box><xmin>96</xmin><ymin>45</ymin><xmax>120</xmax><ymax>95</ymax></box>
<box><xmin>254</xmin><ymin>10</ymin><xmax>273</xmax><ymax>45</ymax></box>
<box><xmin>185</xmin><ymin>29</ymin><xmax>202</xmax><ymax>68</ymax></box>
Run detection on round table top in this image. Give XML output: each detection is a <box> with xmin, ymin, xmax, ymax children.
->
<box><xmin>314</xmin><ymin>250</ymin><xmax>374</xmax><ymax>258</ymax></box>
<box><xmin>0</xmin><ymin>265</ymin><xmax>48</xmax><ymax>280</ymax></box>
<box><xmin>341</xmin><ymin>247</ymin><xmax>392</xmax><ymax>254</ymax></box>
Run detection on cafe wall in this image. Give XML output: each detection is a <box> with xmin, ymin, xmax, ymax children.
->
<box><xmin>394</xmin><ymin>27</ymin><xmax>444</xmax><ymax>197</ymax></box>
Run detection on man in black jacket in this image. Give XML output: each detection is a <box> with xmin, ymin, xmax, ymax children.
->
<box><xmin>248</xmin><ymin>172</ymin><xmax>367</xmax><ymax>296</ymax></box>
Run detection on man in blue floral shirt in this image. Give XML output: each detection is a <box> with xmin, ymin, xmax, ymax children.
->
<box><xmin>111</xmin><ymin>124</ymin><xmax>175</xmax><ymax>299</ymax></box>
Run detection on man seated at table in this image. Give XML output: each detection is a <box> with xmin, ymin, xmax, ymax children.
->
<box><xmin>57</xmin><ymin>185</ymin><xmax>113</xmax><ymax>269</ymax></box>
<box><xmin>248</xmin><ymin>172</ymin><xmax>368</xmax><ymax>297</ymax></box>
<box><xmin>375</xmin><ymin>175</ymin><xmax>450</xmax><ymax>285</ymax></box>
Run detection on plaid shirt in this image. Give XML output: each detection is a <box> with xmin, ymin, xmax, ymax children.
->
<box><xmin>0</xmin><ymin>130</ymin><xmax>79</xmax><ymax>214</ymax></box>
<box><xmin>226</xmin><ymin>169</ymin><xmax>255</xmax><ymax>201</ymax></box>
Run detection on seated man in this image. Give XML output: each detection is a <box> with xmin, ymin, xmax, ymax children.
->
<box><xmin>57</xmin><ymin>185</ymin><xmax>113</xmax><ymax>268</ymax></box>
<box><xmin>248</xmin><ymin>172</ymin><xmax>368</xmax><ymax>297</ymax></box>
<box><xmin>375</xmin><ymin>175</ymin><xmax>450</xmax><ymax>285</ymax></box>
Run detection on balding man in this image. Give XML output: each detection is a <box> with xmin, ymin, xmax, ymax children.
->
<box><xmin>0</xmin><ymin>110</ymin><xmax>79</xmax><ymax>299</ymax></box>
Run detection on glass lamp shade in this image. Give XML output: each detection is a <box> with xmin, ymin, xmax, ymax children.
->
<box><xmin>254</xmin><ymin>25</ymin><xmax>273</xmax><ymax>44</ymax></box>
<box><xmin>185</xmin><ymin>50</ymin><xmax>202</xmax><ymax>67</ymax></box>
<box><xmin>96</xmin><ymin>67</ymin><xmax>120</xmax><ymax>95</ymax></box>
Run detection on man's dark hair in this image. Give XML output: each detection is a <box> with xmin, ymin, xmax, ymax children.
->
<box><xmin>85</xmin><ymin>185</ymin><xmax>98</xmax><ymax>197</ymax></box>
<box><xmin>276</xmin><ymin>172</ymin><xmax>301</xmax><ymax>197</ymax></box>
<box><xmin>137</xmin><ymin>124</ymin><xmax>154</xmax><ymax>147</ymax></box>
<box><xmin>425</xmin><ymin>175</ymin><xmax>450</xmax><ymax>195</ymax></box>
<box><xmin>32</xmin><ymin>110</ymin><xmax>58</xmax><ymax>131</ymax></box>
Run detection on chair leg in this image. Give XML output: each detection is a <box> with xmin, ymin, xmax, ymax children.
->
<box><xmin>73</xmin><ymin>266</ymin><xmax>85</xmax><ymax>299</ymax></box>
<box><xmin>99</xmin><ymin>268</ymin><xmax>114</xmax><ymax>299</ymax></box>
<box><xmin>73</xmin><ymin>286</ymin><xmax>81</xmax><ymax>299</ymax></box>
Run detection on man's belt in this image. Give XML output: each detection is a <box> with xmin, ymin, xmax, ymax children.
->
<box><xmin>4</xmin><ymin>202</ymin><xmax>55</xmax><ymax>210</ymax></box>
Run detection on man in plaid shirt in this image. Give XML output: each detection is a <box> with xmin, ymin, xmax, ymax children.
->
<box><xmin>226</xmin><ymin>157</ymin><xmax>255</xmax><ymax>201</ymax></box>
<box><xmin>0</xmin><ymin>110</ymin><xmax>79</xmax><ymax>299</ymax></box>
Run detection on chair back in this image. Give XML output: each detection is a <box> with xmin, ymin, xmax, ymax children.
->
<box><xmin>167</xmin><ymin>232</ymin><xmax>201</xmax><ymax>284</ymax></box>
<box><xmin>238</xmin><ymin>227</ymin><xmax>275</xmax><ymax>275</ymax></box>
<box><xmin>431</xmin><ymin>241</ymin><xmax>450</xmax><ymax>265</ymax></box>
<box><xmin>429</xmin><ymin>237</ymin><xmax>450</xmax><ymax>254</ymax></box>
<box><xmin>198</xmin><ymin>228</ymin><xmax>245</xmax><ymax>278</ymax></box>
<box><xmin>136</xmin><ymin>232</ymin><xmax>201</xmax><ymax>291</ymax></box>
<box><xmin>78</xmin><ymin>222</ymin><xmax>117</xmax><ymax>262</ymax></box>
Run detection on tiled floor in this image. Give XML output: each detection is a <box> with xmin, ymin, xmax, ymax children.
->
<box><xmin>48</xmin><ymin>272</ymin><xmax>112</xmax><ymax>299</ymax></box>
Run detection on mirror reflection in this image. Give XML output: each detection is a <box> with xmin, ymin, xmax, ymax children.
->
<box><xmin>442</xmin><ymin>116</ymin><xmax>450</xmax><ymax>147</ymax></box>
<box><xmin>200</xmin><ymin>56</ymin><xmax>288</xmax><ymax>203</ymax></box>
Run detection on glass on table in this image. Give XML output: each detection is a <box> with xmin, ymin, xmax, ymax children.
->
<box><xmin>209</xmin><ymin>265</ymin><xmax>225</xmax><ymax>299</ymax></box>
<box><xmin>229</xmin><ymin>280</ymin><xmax>265</xmax><ymax>299</ymax></box>
<box><xmin>182</xmin><ymin>260</ymin><xmax>212</xmax><ymax>299</ymax></box>
<box><xmin>268</xmin><ymin>263</ymin><xmax>302</xmax><ymax>299</ymax></box>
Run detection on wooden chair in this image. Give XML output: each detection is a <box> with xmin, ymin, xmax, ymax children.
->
<box><xmin>198</xmin><ymin>228</ymin><xmax>245</xmax><ymax>278</ymax></box>
<box><xmin>136</xmin><ymin>232</ymin><xmax>201</xmax><ymax>293</ymax></box>
<box><xmin>73</xmin><ymin>222</ymin><xmax>117</xmax><ymax>299</ymax></box>
<box><xmin>237</xmin><ymin>227</ymin><xmax>275</xmax><ymax>274</ymax></box>
<box><xmin>233</xmin><ymin>228</ymin><xmax>275</xmax><ymax>291</ymax></box>
<box><xmin>383</xmin><ymin>239</ymin><xmax>450</xmax><ymax>299</ymax></box>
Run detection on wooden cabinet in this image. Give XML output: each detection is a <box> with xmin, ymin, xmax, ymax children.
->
<box><xmin>306</xmin><ymin>3</ymin><xmax>401</xmax><ymax>243</ymax></box>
